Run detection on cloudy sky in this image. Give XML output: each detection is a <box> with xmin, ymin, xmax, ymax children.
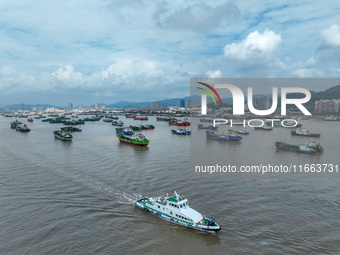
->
<box><xmin>0</xmin><ymin>0</ymin><xmax>340</xmax><ymax>106</ymax></box>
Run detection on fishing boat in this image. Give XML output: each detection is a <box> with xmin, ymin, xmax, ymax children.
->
<box><xmin>134</xmin><ymin>115</ymin><xmax>149</xmax><ymax>121</ymax></box>
<box><xmin>115</xmin><ymin>127</ymin><xmax>134</xmax><ymax>135</ymax></box>
<box><xmin>61</xmin><ymin>126</ymin><xmax>82</xmax><ymax>132</ymax></box>
<box><xmin>291</xmin><ymin>128</ymin><xmax>320</xmax><ymax>137</ymax></box>
<box><xmin>27</xmin><ymin>117</ymin><xmax>33</xmax><ymax>122</ymax></box>
<box><xmin>53</xmin><ymin>130</ymin><xmax>73</xmax><ymax>141</ymax></box>
<box><xmin>156</xmin><ymin>116</ymin><xmax>173</xmax><ymax>121</ymax></box>
<box><xmin>227</xmin><ymin>131</ymin><xmax>242</xmax><ymax>141</ymax></box>
<box><xmin>134</xmin><ymin>191</ymin><xmax>221</xmax><ymax>233</ymax></box>
<box><xmin>16</xmin><ymin>123</ymin><xmax>30</xmax><ymax>132</ymax></box>
<box><xmin>206</xmin><ymin>131</ymin><xmax>229</xmax><ymax>142</ymax></box>
<box><xmin>103</xmin><ymin>118</ymin><xmax>113</xmax><ymax>122</ymax></box>
<box><xmin>198</xmin><ymin>124</ymin><xmax>218</xmax><ymax>130</ymax></box>
<box><xmin>171</xmin><ymin>129</ymin><xmax>191</xmax><ymax>135</ymax></box>
<box><xmin>112</xmin><ymin>121</ymin><xmax>124</xmax><ymax>126</ymax></box>
<box><xmin>168</xmin><ymin>119</ymin><xmax>179</xmax><ymax>125</ymax></box>
<box><xmin>11</xmin><ymin>120</ymin><xmax>22</xmax><ymax>129</ymax></box>
<box><xmin>117</xmin><ymin>133</ymin><xmax>149</xmax><ymax>146</ymax></box>
<box><xmin>176</xmin><ymin>118</ymin><xmax>191</xmax><ymax>126</ymax></box>
<box><xmin>145</xmin><ymin>125</ymin><xmax>155</xmax><ymax>130</ymax></box>
<box><xmin>275</xmin><ymin>141</ymin><xmax>323</xmax><ymax>154</ymax></box>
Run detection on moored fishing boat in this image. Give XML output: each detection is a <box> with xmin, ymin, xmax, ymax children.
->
<box><xmin>157</xmin><ymin>116</ymin><xmax>173</xmax><ymax>121</ymax></box>
<box><xmin>275</xmin><ymin>141</ymin><xmax>323</xmax><ymax>154</ymax></box>
<box><xmin>112</xmin><ymin>121</ymin><xmax>124</xmax><ymax>126</ymax></box>
<box><xmin>16</xmin><ymin>123</ymin><xmax>30</xmax><ymax>132</ymax></box>
<box><xmin>134</xmin><ymin>191</ymin><xmax>221</xmax><ymax>233</ymax></box>
<box><xmin>11</xmin><ymin>120</ymin><xmax>22</xmax><ymax>129</ymax></box>
<box><xmin>27</xmin><ymin>117</ymin><xmax>33</xmax><ymax>122</ymax></box>
<box><xmin>115</xmin><ymin>127</ymin><xmax>134</xmax><ymax>135</ymax></box>
<box><xmin>117</xmin><ymin>133</ymin><xmax>149</xmax><ymax>146</ymax></box>
<box><xmin>61</xmin><ymin>126</ymin><xmax>82</xmax><ymax>132</ymax></box>
<box><xmin>168</xmin><ymin>119</ymin><xmax>179</xmax><ymax>125</ymax></box>
<box><xmin>176</xmin><ymin>118</ymin><xmax>191</xmax><ymax>126</ymax></box>
<box><xmin>53</xmin><ymin>130</ymin><xmax>73</xmax><ymax>141</ymax></box>
<box><xmin>291</xmin><ymin>128</ymin><xmax>320</xmax><ymax>137</ymax></box>
<box><xmin>103</xmin><ymin>118</ymin><xmax>113</xmax><ymax>122</ymax></box>
<box><xmin>134</xmin><ymin>115</ymin><xmax>148</xmax><ymax>120</ymax></box>
<box><xmin>227</xmin><ymin>131</ymin><xmax>243</xmax><ymax>141</ymax></box>
<box><xmin>145</xmin><ymin>125</ymin><xmax>155</xmax><ymax>130</ymax></box>
<box><xmin>206</xmin><ymin>131</ymin><xmax>229</xmax><ymax>142</ymax></box>
<box><xmin>171</xmin><ymin>129</ymin><xmax>191</xmax><ymax>135</ymax></box>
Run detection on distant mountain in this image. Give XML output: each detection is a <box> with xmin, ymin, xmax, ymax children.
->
<box><xmin>95</xmin><ymin>96</ymin><xmax>191</xmax><ymax>108</ymax></box>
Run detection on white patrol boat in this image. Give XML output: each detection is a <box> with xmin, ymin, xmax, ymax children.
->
<box><xmin>134</xmin><ymin>191</ymin><xmax>221</xmax><ymax>233</ymax></box>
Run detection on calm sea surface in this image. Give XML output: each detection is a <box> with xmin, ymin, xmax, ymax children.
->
<box><xmin>0</xmin><ymin>116</ymin><xmax>339</xmax><ymax>255</ymax></box>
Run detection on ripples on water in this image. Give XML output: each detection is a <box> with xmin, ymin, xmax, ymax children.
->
<box><xmin>0</xmin><ymin>116</ymin><xmax>339</xmax><ymax>254</ymax></box>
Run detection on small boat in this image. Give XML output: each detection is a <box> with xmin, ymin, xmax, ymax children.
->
<box><xmin>53</xmin><ymin>130</ymin><xmax>73</xmax><ymax>141</ymax></box>
<box><xmin>206</xmin><ymin>131</ymin><xmax>229</xmax><ymax>142</ymax></box>
<box><xmin>112</xmin><ymin>121</ymin><xmax>124</xmax><ymax>126</ymax></box>
<box><xmin>27</xmin><ymin>117</ymin><xmax>33</xmax><ymax>122</ymax></box>
<box><xmin>117</xmin><ymin>133</ymin><xmax>149</xmax><ymax>146</ymax></box>
<box><xmin>134</xmin><ymin>191</ymin><xmax>221</xmax><ymax>233</ymax></box>
<box><xmin>16</xmin><ymin>123</ymin><xmax>30</xmax><ymax>132</ymax></box>
<box><xmin>198</xmin><ymin>124</ymin><xmax>218</xmax><ymax>130</ymax></box>
<box><xmin>171</xmin><ymin>129</ymin><xmax>191</xmax><ymax>135</ymax></box>
<box><xmin>291</xmin><ymin>128</ymin><xmax>320</xmax><ymax>137</ymax></box>
<box><xmin>275</xmin><ymin>141</ymin><xmax>323</xmax><ymax>154</ymax></box>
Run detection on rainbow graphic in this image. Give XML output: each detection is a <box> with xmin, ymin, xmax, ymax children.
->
<box><xmin>196</xmin><ymin>82</ymin><xmax>223</xmax><ymax>106</ymax></box>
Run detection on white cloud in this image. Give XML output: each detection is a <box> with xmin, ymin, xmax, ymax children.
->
<box><xmin>319</xmin><ymin>24</ymin><xmax>340</xmax><ymax>48</ymax></box>
<box><xmin>52</xmin><ymin>65</ymin><xmax>82</xmax><ymax>82</ymax></box>
<box><xmin>292</xmin><ymin>68</ymin><xmax>325</xmax><ymax>78</ymax></box>
<box><xmin>223</xmin><ymin>29</ymin><xmax>282</xmax><ymax>64</ymax></box>
<box><xmin>205</xmin><ymin>70</ymin><xmax>222</xmax><ymax>78</ymax></box>
<box><xmin>154</xmin><ymin>1</ymin><xmax>240</xmax><ymax>31</ymax></box>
